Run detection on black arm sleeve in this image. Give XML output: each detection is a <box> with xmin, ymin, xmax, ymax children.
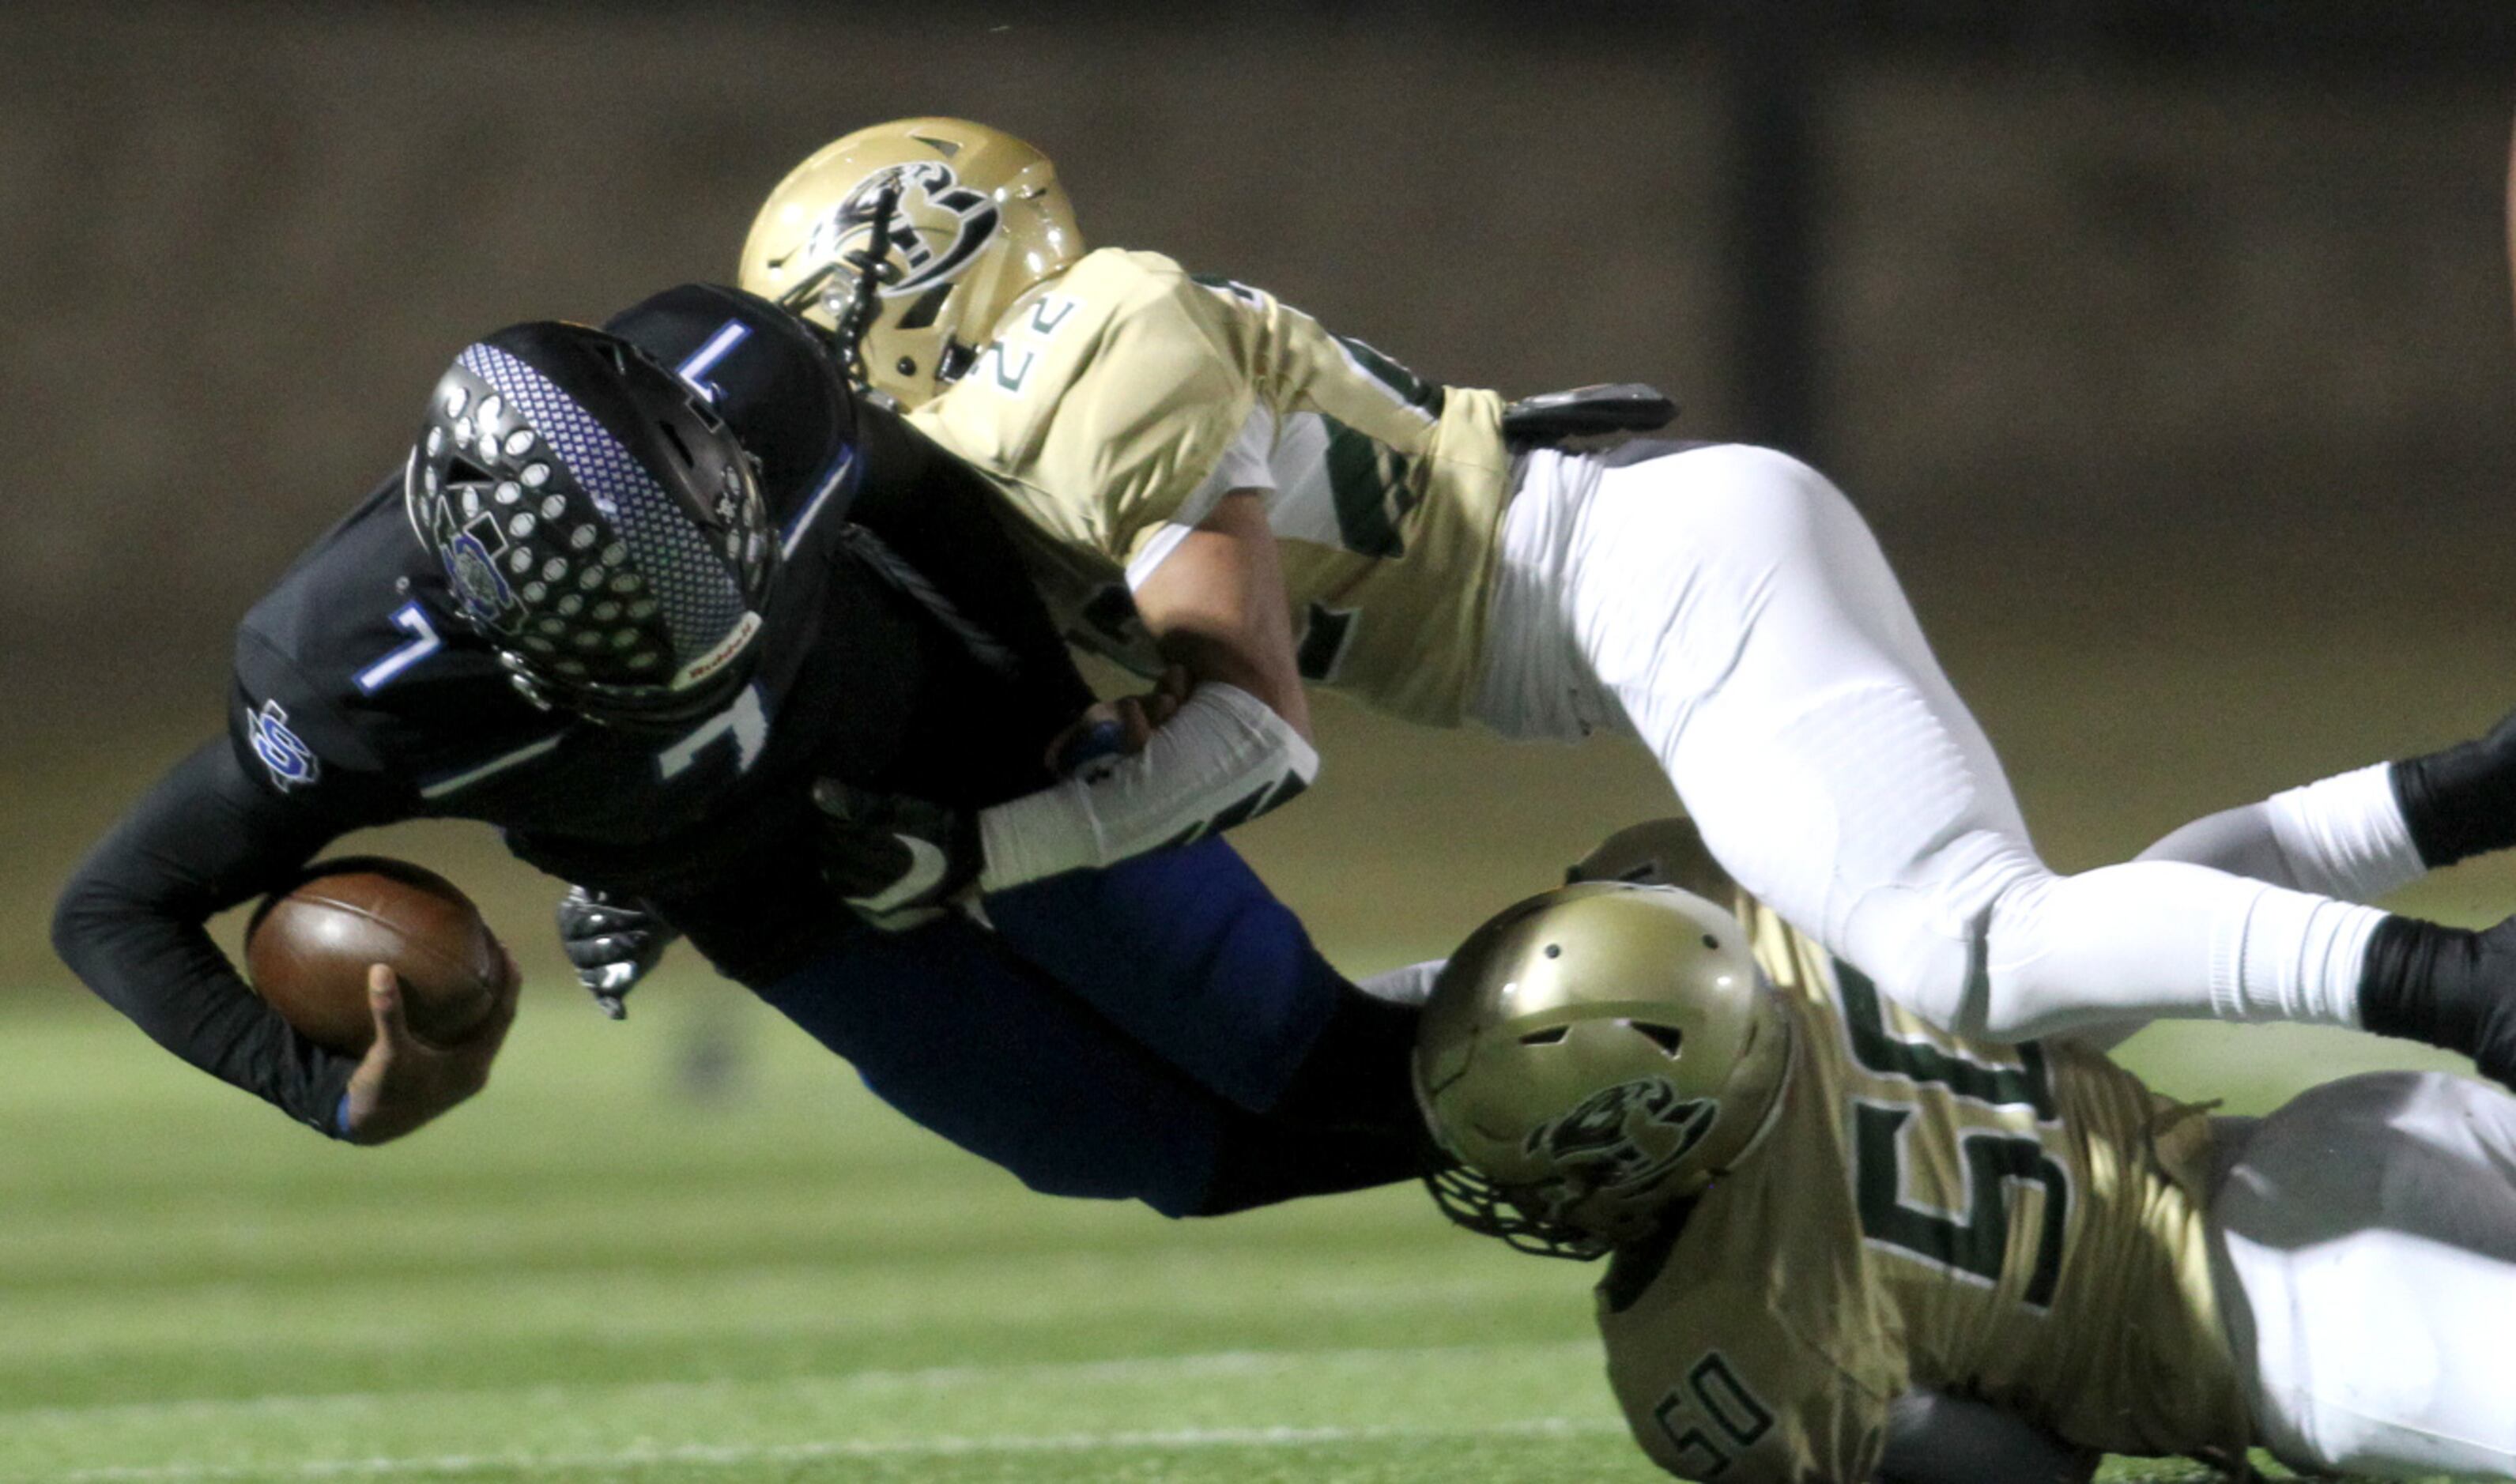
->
<box><xmin>51</xmin><ymin>738</ymin><xmax>373</xmax><ymax>1136</ymax></box>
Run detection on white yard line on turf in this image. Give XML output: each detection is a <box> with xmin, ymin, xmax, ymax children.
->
<box><xmin>30</xmin><ymin>1418</ymin><xmax>1630</xmax><ymax>1484</ymax></box>
<box><xmin>5</xmin><ymin>1341</ymin><xmax>1599</xmax><ymax>1428</ymax></box>
<box><xmin>2</xmin><ymin>1274</ymin><xmax>1525</xmax><ymax>1362</ymax></box>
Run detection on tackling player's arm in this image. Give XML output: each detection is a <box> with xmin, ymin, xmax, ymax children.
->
<box><xmin>956</xmin><ymin>487</ymin><xmax>1318</xmax><ymax>892</ymax></box>
<box><xmin>1126</xmin><ymin>488</ymin><xmax>1311</xmax><ymax>743</ymax></box>
<box><xmin>937</xmin><ymin>352</ymin><xmax>1321</xmax><ymax>895</ymax></box>
<box><xmin>813</xmin><ymin>490</ymin><xmax>1322</xmax><ymax>910</ymax></box>
<box><xmin>818</xmin><ymin>629</ymin><xmax>1319</xmax><ymax>911</ymax></box>
<box><xmin>815</xmin><ymin>271</ymin><xmax>1324</xmax><ymax>908</ymax></box>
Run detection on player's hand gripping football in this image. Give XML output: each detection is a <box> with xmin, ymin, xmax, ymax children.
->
<box><xmin>812</xmin><ymin>779</ymin><xmax>983</xmax><ymax>921</ymax></box>
<box><xmin>556</xmin><ymin>885</ymin><xmax>678</xmax><ymax>1019</ymax></box>
<box><xmin>340</xmin><ymin>950</ymin><xmax>522</xmax><ymax>1145</ymax></box>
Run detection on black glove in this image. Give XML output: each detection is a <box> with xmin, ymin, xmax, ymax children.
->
<box><xmin>556</xmin><ymin>885</ymin><xmax>678</xmax><ymax>1019</ymax></box>
<box><xmin>811</xmin><ymin>778</ymin><xmax>983</xmax><ymax>918</ymax></box>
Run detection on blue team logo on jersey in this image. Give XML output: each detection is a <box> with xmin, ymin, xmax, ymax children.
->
<box><xmin>442</xmin><ymin>520</ymin><xmax>514</xmax><ymax>627</ymax></box>
<box><xmin>249</xmin><ymin>700</ymin><xmax>321</xmax><ymax>792</ymax></box>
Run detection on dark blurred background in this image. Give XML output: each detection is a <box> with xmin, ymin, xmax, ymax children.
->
<box><xmin>9</xmin><ymin>1</ymin><xmax>2516</xmax><ymax>1016</ymax></box>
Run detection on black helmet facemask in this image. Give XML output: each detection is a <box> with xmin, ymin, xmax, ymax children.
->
<box><xmin>403</xmin><ymin>322</ymin><xmax>777</xmax><ymax>730</ymax></box>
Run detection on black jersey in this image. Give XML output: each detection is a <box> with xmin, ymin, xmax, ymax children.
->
<box><xmin>53</xmin><ymin>284</ymin><xmax>1094</xmax><ymax>1135</ymax></box>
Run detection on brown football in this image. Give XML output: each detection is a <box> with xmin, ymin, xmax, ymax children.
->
<box><xmin>244</xmin><ymin>857</ymin><xmax>504</xmax><ymax>1056</ymax></box>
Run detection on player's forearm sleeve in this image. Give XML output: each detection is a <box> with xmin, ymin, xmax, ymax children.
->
<box><xmin>50</xmin><ymin>738</ymin><xmax>364</xmax><ymax>1136</ymax></box>
<box><xmin>975</xmin><ymin>682</ymin><xmax>1317</xmax><ymax>891</ymax></box>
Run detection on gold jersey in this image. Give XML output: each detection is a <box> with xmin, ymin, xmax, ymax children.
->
<box><xmin>1596</xmin><ymin>900</ymin><xmax>2254</xmax><ymax>1481</ymax></box>
<box><xmin>907</xmin><ymin>247</ymin><xmax>1516</xmax><ymax>727</ymax></box>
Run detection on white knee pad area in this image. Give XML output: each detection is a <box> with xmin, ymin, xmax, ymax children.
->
<box><xmin>2210</xmin><ymin>1072</ymin><xmax>2516</xmax><ymax>1476</ymax></box>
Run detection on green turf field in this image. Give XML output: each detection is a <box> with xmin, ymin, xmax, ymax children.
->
<box><xmin>8</xmin><ymin>549</ymin><xmax>2509</xmax><ymax>1484</ymax></box>
<box><xmin>0</xmin><ymin>966</ymin><xmax>2477</xmax><ymax>1484</ymax></box>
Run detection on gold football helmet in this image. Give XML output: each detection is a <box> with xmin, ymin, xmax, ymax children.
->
<box><xmin>1416</xmin><ymin>861</ymin><xmax>1793</xmax><ymax>1259</ymax></box>
<box><xmin>738</xmin><ymin>118</ymin><xmax>1084</xmax><ymax>407</ymax></box>
<box><xmin>1568</xmin><ymin>815</ymin><xmax>1756</xmax><ymax>911</ymax></box>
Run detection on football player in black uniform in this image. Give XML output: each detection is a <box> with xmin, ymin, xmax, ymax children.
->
<box><xmin>51</xmin><ymin>284</ymin><xmax>1420</xmax><ymax>1218</ymax></box>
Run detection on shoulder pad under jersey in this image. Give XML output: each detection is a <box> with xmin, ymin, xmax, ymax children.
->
<box><xmin>231</xmin><ymin>479</ymin><xmax>546</xmax><ymax>813</ymax></box>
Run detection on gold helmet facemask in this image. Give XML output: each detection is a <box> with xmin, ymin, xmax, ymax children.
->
<box><xmin>1416</xmin><ymin>831</ymin><xmax>1794</xmax><ymax>1260</ymax></box>
<box><xmin>738</xmin><ymin>118</ymin><xmax>1083</xmax><ymax>407</ymax></box>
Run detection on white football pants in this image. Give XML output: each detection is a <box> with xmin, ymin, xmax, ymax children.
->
<box><xmin>2209</xmin><ymin>1072</ymin><xmax>2516</xmax><ymax>1477</ymax></box>
<box><xmin>1473</xmin><ymin>443</ymin><xmax>2388</xmax><ymax>1041</ymax></box>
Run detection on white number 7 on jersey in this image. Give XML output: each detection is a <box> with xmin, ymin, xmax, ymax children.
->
<box><xmin>354</xmin><ymin>603</ymin><xmax>443</xmax><ymax>695</ymax></box>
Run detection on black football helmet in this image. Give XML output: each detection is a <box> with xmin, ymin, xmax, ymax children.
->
<box><xmin>403</xmin><ymin>322</ymin><xmax>776</xmax><ymax>728</ymax></box>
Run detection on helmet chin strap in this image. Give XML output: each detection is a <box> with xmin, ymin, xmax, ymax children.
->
<box><xmin>831</xmin><ymin>175</ymin><xmax>905</xmax><ymax>391</ymax></box>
